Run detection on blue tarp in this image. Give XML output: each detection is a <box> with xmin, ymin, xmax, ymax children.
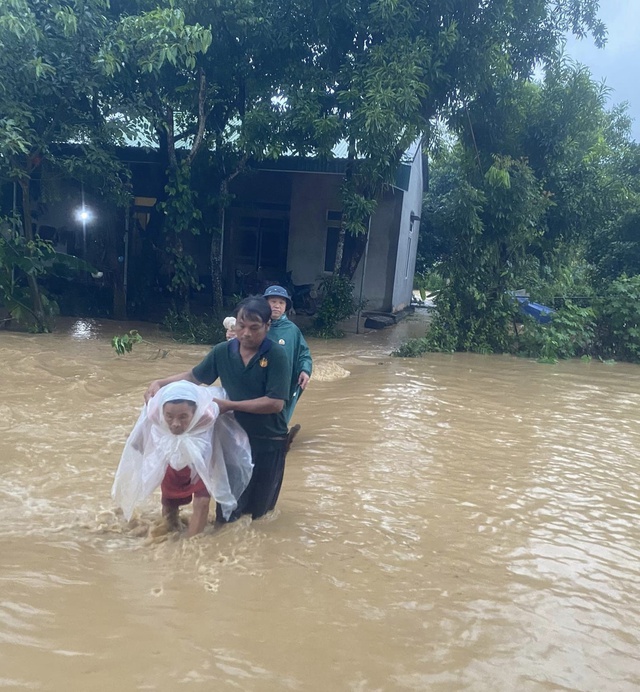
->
<box><xmin>515</xmin><ymin>296</ymin><xmax>555</xmax><ymax>324</ymax></box>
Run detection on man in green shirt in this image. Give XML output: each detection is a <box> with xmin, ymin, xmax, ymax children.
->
<box><xmin>145</xmin><ymin>296</ymin><xmax>290</xmax><ymax>522</ymax></box>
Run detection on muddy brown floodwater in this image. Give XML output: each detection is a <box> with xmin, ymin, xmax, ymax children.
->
<box><xmin>1</xmin><ymin>313</ymin><xmax>639</xmax><ymax>691</ymax></box>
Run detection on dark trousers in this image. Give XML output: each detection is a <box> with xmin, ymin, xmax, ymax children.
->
<box><xmin>217</xmin><ymin>437</ymin><xmax>287</xmax><ymax>522</ymax></box>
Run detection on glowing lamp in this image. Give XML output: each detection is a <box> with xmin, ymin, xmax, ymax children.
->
<box><xmin>75</xmin><ymin>207</ymin><xmax>93</xmax><ymax>223</ymax></box>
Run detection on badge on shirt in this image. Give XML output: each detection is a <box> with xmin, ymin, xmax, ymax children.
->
<box><xmin>259</xmin><ymin>357</ymin><xmax>268</xmax><ymax>368</ymax></box>
<box><xmin>278</xmin><ymin>338</ymin><xmax>285</xmax><ymax>345</ymax></box>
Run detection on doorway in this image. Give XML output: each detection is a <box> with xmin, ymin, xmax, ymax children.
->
<box><xmin>233</xmin><ymin>216</ymin><xmax>289</xmax><ymax>292</ymax></box>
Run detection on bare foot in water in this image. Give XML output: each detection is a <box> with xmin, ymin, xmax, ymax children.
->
<box><xmin>156</xmin><ymin>506</ymin><xmax>181</xmax><ymax>534</ymax></box>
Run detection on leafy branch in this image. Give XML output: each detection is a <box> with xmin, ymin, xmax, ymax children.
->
<box><xmin>111</xmin><ymin>329</ymin><xmax>169</xmax><ymax>359</ymax></box>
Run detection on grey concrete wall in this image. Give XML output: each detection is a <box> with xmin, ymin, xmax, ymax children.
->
<box><xmin>224</xmin><ymin>158</ymin><xmax>422</xmax><ymax>313</ymax></box>
<box><xmin>390</xmin><ymin>152</ymin><xmax>423</xmax><ymax>311</ymax></box>
<box><xmin>288</xmin><ymin>173</ymin><xmax>342</xmax><ymax>285</ymax></box>
<box><xmin>351</xmin><ymin>188</ymin><xmax>403</xmax><ymax>312</ymax></box>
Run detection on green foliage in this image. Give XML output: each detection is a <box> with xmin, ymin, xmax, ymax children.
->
<box><xmin>111</xmin><ymin>329</ymin><xmax>169</xmax><ymax>358</ymax></box>
<box><xmin>392</xmin><ymin>337</ymin><xmax>431</xmax><ymax>358</ymax></box>
<box><xmin>0</xmin><ymin>0</ymin><xmax>129</xmax><ymax>329</ymax></box>
<box><xmin>0</xmin><ymin>0</ymin><xmax>614</xmax><ymax>322</ymax></box>
<box><xmin>0</xmin><ymin>219</ymin><xmax>93</xmax><ymax>330</ymax></box>
<box><xmin>516</xmin><ymin>302</ymin><xmax>597</xmax><ymax>363</ymax></box>
<box><xmin>278</xmin><ymin>0</ymin><xmax>605</xmax><ymax>276</ymax></box>
<box><xmin>522</xmin><ymin>257</ymin><xmax>595</xmax><ymax>310</ymax></box>
<box><xmin>98</xmin><ymin>0</ymin><xmax>291</xmax><ymax>311</ymax></box>
<box><xmin>415</xmin><ymin>151</ymin><xmax>548</xmax><ymax>353</ymax></box>
<box><xmin>397</xmin><ymin>277</ymin><xmax>640</xmax><ymax>365</ymax></box>
<box><xmin>423</xmin><ymin>288</ymin><xmax>518</xmax><ymax>355</ymax></box>
<box><xmin>112</xmin><ymin>330</ymin><xmax>143</xmax><ymax>355</ymax></box>
<box><xmin>406</xmin><ymin>58</ymin><xmax>640</xmax><ymax>360</ymax></box>
<box><xmin>588</xmin><ymin>201</ymin><xmax>640</xmax><ymax>281</ymax></box>
<box><xmin>413</xmin><ymin>268</ymin><xmax>445</xmax><ymax>297</ymax></box>
<box><xmin>98</xmin><ymin>7</ymin><xmax>211</xmax><ymax>76</ymax></box>
<box><xmin>594</xmin><ymin>275</ymin><xmax>640</xmax><ymax>362</ymax></box>
<box><xmin>160</xmin><ymin>163</ymin><xmax>204</xmax><ymax>302</ymax></box>
<box><xmin>0</xmin><ymin>0</ymin><xmax>125</xmax><ymax>185</ymax></box>
<box><xmin>340</xmin><ymin>184</ymin><xmax>380</xmax><ymax>237</ymax></box>
<box><xmin>162</xmin><ymin>308</ymin><xmax>225</xmax><ymax>345</ymax></box>
<box><xmin>310</xmin><ymin>276</ymin><xmax>362</xmax><ymax>338</ymax></box>
<box><xmin>516</xmin><ymin>277</ymin><xmax>640</xmax><ymax>364</ymax></box>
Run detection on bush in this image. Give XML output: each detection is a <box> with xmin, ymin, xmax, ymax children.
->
<box><xmin>414</xmin><ymin>268</ymin><xmax>445</xmax><ymax>297</ymax></box>
<box><xmin>392</xmin><ymin>337</ymin><xmax>431</xmax><ymax>357</ymax></box>
<box><xmin>595</xmin><ymin>275</ymin><xmax>640</xmax><ymax>362</ymax></box>
<box><xmin>395</xmin><ymin>296</ymin><xmax>599</xmax><ymax>362</ymax></box>
<box><xmin>310</xmin><ymin>275</ymin><xmax>363</xmax><ymax>338</ymax></box>
<box><xmin>516</xmin><ymin>301</ymin><xmax>596</xmax><ymax>363</ymax></box>
<box><xmin>162</xmin><ymin>308</ymin><xmax>225</xmax><ymax>345</ymax></box>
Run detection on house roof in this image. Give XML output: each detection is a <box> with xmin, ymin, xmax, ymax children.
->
<box><xmin>255</xmin><ymin>156</ymin><xmax>414</xmax><ymax>192</ymax></box>
<box><xmin>255</xmin><ymin>137</ymin><xmax>421</xmax><ymax>192</ymax></box>
<box><xmin>117</xmin><ymin>123</ymin><xmax>421</xmax><ymax>192</ymax></box>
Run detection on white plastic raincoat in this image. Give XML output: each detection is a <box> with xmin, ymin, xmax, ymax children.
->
<box><xmin>112</xmin><ymin>381</ymin><xmax>253</xmax><ymax>521</ymax></box>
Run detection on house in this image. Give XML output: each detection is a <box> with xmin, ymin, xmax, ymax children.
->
<box><xmin>2</xmin><ymin>140</ymin><xmax>424</xmax><ymax>317</ymax></box>
<box><xmin>223</xmin><ymin>139</ymin><xmax>424</xmax><ymax>313</ymax></box>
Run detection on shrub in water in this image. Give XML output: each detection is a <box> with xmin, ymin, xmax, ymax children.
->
<box><xmin>595</xmin><ymin>275</ymin><xmax>640</xmax><ymax>362</ymax></box>
<box><xmin>162</xmin><ymin>308</ymin><xmax>225</xmax><ymax>345</ymax></box>
<box><xmin>517</xmin><ymin>301</ymin><xmax>596</xmax><ymax>363</ymax></box>
<box><xmin>311</xmin><ymin>276</ymin><xmax>362</xmax><ymax>338</ymax></box>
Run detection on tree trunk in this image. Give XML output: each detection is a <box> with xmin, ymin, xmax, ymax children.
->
<box><xmin>186</xmin><ymin>69</ymin><xmax>207</xmax><ymax>166</ymax></box>
<box><xmin>340</xmin><ymin>227</ymin><xmax>369</xmax><ymax>280</ymax></box>
<box><xmin>210</xmin><ymin>159</ymin><xmax>248</xmax><ymax>313</ymax></box>
<box><xmin>333</xmin><ymin>224</ymin><xmax>346</xmax><ymax>275</ymax></box>
<box><xmin>19</xmin><ymin>178</ymin><xmax>47</xmax><ymax>330</ymax></box>
<box><xmin>112</xmin><ymin>278</ymin><xmax>127</xmax><ymax>320</ymax></box>
<box><xmin>109</xmin><ymin>210</ymin><xmax>127</xmax><ymax>320</ymax></box>
<box><xmin>334</xmin><ymin>137</ymin><xmax>356</xmax><ymax>276</ymax></box>
<box><xmin>209</xmin><ymin>179</ymin><xmax>226</xmax><ymax>314</ymax></box>
<box><xmin>165</xmin><ymin>107</ymin><xmax>178</xmax><ymax>171</ymax></box>
<box><xmin>210</xmin><ymin>229</ymin><xmax>223</xmax><ymax>313</ymax></box>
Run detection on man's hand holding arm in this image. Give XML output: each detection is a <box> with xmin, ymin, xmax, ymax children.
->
<box><xmin>213</xmin><ymin>396</ymin><xmax>284</xmax><ymax>415</ymax></box>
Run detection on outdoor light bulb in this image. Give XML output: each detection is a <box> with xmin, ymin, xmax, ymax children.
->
<box><xmin>75</xmin><ymin>206</ymin><xmax>93</xmax><ymax>223</ymax></box>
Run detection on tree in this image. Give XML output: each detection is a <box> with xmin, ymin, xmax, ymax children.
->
<box><xmin>408</xmin><ymin>60</ymin><xmax>638</xmax><ymax>355</ymax></box>
<box><xmin>0</xmin><ymin>0</ymin><xmax>127</xmax><ymax>330</ymax></box>
<box><xmin>278</xmin><ymin>0</ymin><xmax>606</xmax><ymax>279</ymax></box>
<box><xmin>0</xmin><ymin>0</ymin><xmax>610</xmax><ymax>326</ymax></box>
<box><xmin>584</xmin><ymin>122</ymin><xmax>640</xmax><ymax>282</ymax></box>
<box><xmin>457</xmin><ymin>60</ymin><xmax>639</xmax><ymax>298</ymax></box>
<box><xmin>91</xmin><ymin>0</ymin><xmax>612</xmax><ymax>313</ymax></box>
<box><xmin>98</xmin><ymin>3</ymin><xmax>212</xmax><ymax>310</ymax></box>
<box><xmin>420</xmin><ymin>148</ymin><xmax>550</xmax><ymax>352</ymax></box>
<box><xmin>100</xmin><ymin>0</ymin><xmax>305</xmax><ymax>312</ymax></box>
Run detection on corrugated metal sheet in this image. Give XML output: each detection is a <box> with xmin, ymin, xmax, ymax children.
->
<box><xmin>117</xmin><ymin>122</ymin><xmax>420</xmax><ymax>191</ymax></box>
<box><xmin>331</xmin><ymin>139</ymin><xmax>350</xmax><ymax>158</ymax></box>
<box><xmin>256</xmin><ymin>156</ymin><xmax>414</xmax><ymax>192</ymax></box>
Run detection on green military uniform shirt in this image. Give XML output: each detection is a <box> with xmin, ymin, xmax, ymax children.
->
<box><xmin>192</xmin><ymin>338</ymin><xmax>289</xmax><ymax>439</ymax></box>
